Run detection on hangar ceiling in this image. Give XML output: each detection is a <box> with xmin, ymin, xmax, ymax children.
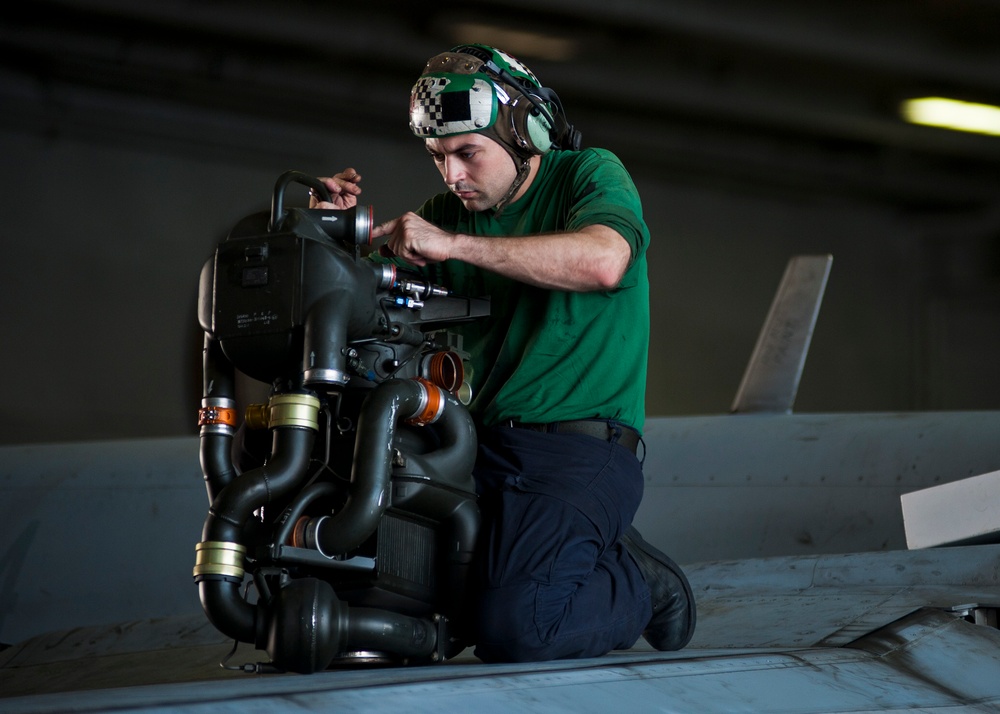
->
<box><xmin>2</xmin><ymin>0</ymin><xmax>1000</xmax><ymax>209</ymax></box>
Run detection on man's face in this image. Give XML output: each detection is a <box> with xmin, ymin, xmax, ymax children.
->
<box><xmin>424</xmin><ymin>134</ymin><xmax>517</xmax><ymax>212</ymax></box>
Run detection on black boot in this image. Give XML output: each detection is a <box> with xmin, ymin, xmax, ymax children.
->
<box><xmin>622</xmin><ymin>526</ymin><xmax>696</xmax><ymax>650</ymax></box>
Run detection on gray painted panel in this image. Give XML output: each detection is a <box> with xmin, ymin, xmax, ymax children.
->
<box><xmin>636</xmin><ymin>411</ymin><xmax>1000</xmax><ymax>563</ymax></box>
<box><xmin>4</xmin><ymin>410</ymin><xmax>1000</xmax><ymax>644</ymax></box>
<box><xmin>0</xmin><ymin>438</ymin><xmax>208</xmax><ymax>644</ymax></box>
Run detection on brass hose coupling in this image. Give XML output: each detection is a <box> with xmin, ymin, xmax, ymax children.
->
<box><xmin>193</xmin><ymin>540</ymin><xmax>247</xmax><ymax>580</ymax></box>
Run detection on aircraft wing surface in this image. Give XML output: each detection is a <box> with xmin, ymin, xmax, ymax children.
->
<box><xmin>3</xmin><ymin>545</ymin><xmax>999</xmax><ymax>713</ymax></box>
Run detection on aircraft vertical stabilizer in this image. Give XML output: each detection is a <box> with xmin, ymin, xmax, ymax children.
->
<box><xmin>731</xmin><ymin>254</ymin><xmax>832</xmax><ymax>414</ymax></box>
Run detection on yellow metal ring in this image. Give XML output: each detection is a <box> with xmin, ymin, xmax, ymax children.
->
<box><xmin>268</xmin><ymin>393</ymin><xmax>321</xmax><ymax>430</ymax></box>
<box><xmin>193</xmin><ymin>540</ymin><xmax>246</xmax><ymax>579</ymax></box>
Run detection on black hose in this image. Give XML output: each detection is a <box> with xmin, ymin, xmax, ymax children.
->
<box><xmin>198</xmin><ymin>577</ymin><xmax>259</xmax><ymax>646</ymax></box>
<box><xmin>344</xmin><ymin>607</ymin><xmax>437</xmax><ymax>659</ymax></box>
<box><xmin>200</xmin><ymin>434</ymin><xmax>237</xmax><ymax>506</ymax></box>
<box><xmin>203</xmin><ymin>426</ymin><xmax>315</xmax><ymax>544</ymax></box>
<box><xmin>310</xmin><ymin>380</ymin><xmax>428</xmax><ymax>556</ymax></box>
<box><xmin>197</xmin><ymin>424</ymin><xmax>317</xmax><ymax>644</ymax></box>
<box><xmin>200</xmin><ymin>335</ymin><xmax>239</xmax><ymax>503</ymax></box>
<box><xmin>394</xmin><ymin>390</ymin><xmax>478</xmax><ymax>493</ymax></box>
<box><xmin>264</xmin><ymin>578</ymin><xmax>438</xmax><ymax>673</ymax></box>
<box><xmin>273</xmin><ymin>481</ymin><xmax>339</xmax><ymax>547</ymax></box>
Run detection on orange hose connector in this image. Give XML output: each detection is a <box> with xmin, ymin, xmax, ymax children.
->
<box><xmin>424</xmin><ymin>350</ymin><xmax>464</xmax><ymax>393</ymax></box>
<box><xmin>198</xmin><ymin>405</ymin><xmax>238</xmax><ymax>428</ymax></box>
<box><xmin>406</xmin><ymin>378</ymin><xmax>445</xmax><ymax>425</ymax></box>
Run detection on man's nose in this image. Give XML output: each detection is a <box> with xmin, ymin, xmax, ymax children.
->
<box><xmin>443</xmin><ymin>157</ymin><xmax>464</xmax><ymax>185</ymax></box>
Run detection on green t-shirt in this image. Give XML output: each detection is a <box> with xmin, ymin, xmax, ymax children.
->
<box><xmin>406</xmin><ymin>147</ymin><xmax>650</xmax><ymax>433</ymax></box>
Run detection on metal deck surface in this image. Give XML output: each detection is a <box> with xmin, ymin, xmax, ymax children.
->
<box><xmin>3</xmin><ymin>545</ymin><xmax>1000</xmax><ymax>713</ymax></box>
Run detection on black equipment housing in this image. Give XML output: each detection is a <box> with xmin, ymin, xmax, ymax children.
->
<box><xmin>194</xmin><ymin>171</ymin><xmax>489</xmax><ymax>673</ymax></box>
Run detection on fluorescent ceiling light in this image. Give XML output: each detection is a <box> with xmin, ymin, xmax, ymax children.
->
<box><xmin>447</xmin><ymin>22</ymin><xmax>577</xmax><ymax>62</ymax></box>
<box><xmin>901</xmin><ymin>97</ymin><xmax>1000</xmax><ymax>137</ymax></box>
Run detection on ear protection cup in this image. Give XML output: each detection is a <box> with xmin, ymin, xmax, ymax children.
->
<box><xmin>501</xmin><ymin>77</ymin><xmax>582</xmax><ymax>154</ymax></box>
<box><xmin>509</xmin><ymin>92</ymin><xmax>556</xmax><ymax>154</ymax></box>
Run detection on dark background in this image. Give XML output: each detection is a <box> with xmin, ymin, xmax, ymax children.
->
<box><xmin>2</xmin><ymin>0</ymin><xmax>1000</xmax><ymax>445</ymax></box>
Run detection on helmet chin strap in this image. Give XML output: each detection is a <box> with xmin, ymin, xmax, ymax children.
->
<box><xmin>492</xmin><ymin>155</ymin><xmax>532</xmax><ymax>217</ymax></box>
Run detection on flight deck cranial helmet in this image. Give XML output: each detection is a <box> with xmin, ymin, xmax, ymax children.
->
<box><xmin>409</xmin><ymin>44</ymin><xmax>581</xmax><ymax>211</ymax></box>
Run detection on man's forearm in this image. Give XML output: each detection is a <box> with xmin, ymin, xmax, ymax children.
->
<box><xmin>448</xmin><ymin>224</ymin><xmax>631</xmax><ymax>292</ymax></box>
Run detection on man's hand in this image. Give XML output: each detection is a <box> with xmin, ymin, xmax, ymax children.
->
<box><xmin>373</xmin><ymin>214</ymin><xmax>631</xmax><ymax>292</ymax></box>
<box><xmin>309</xmin><ymin>168</ymin><xmax>363</xmax><ymax>210</ymax></box>
<box><xmin>374</xmin><ymin>212</ymin><xmax>454</xmax><ymax>267</ymax></box>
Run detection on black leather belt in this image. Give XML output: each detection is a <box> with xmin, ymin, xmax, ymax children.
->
<box><xmin>503</xmin><ymin>419</ymin><xmax>641</xmax><ymax>455</ymax></box>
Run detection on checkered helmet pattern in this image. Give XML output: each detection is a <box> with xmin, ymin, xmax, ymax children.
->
<box><xmin>409</xmin><ymin>74</ymin><xmax>498</xmax><ymax>137</ymax></box>
<box><xmin>489</xmin><ymin>47</ymin><xmax>542</xmax><ymax>89</ymax></box>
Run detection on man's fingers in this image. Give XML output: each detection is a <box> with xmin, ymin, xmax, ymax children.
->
<box><xmin>317</xmin><ymin>171</ymin><xmax>362</xmax><ymax>197</ymax></box>
<box><xmin>371</xmin><ymin>219</ymin><xmax>397</xmax><ymax>240</ymax></box>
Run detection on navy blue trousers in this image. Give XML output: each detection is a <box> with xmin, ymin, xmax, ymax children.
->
<box><xmin>470</xmin><ymin>424</ymin><xmax>652</xmax><ymax>663</ymax></box>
